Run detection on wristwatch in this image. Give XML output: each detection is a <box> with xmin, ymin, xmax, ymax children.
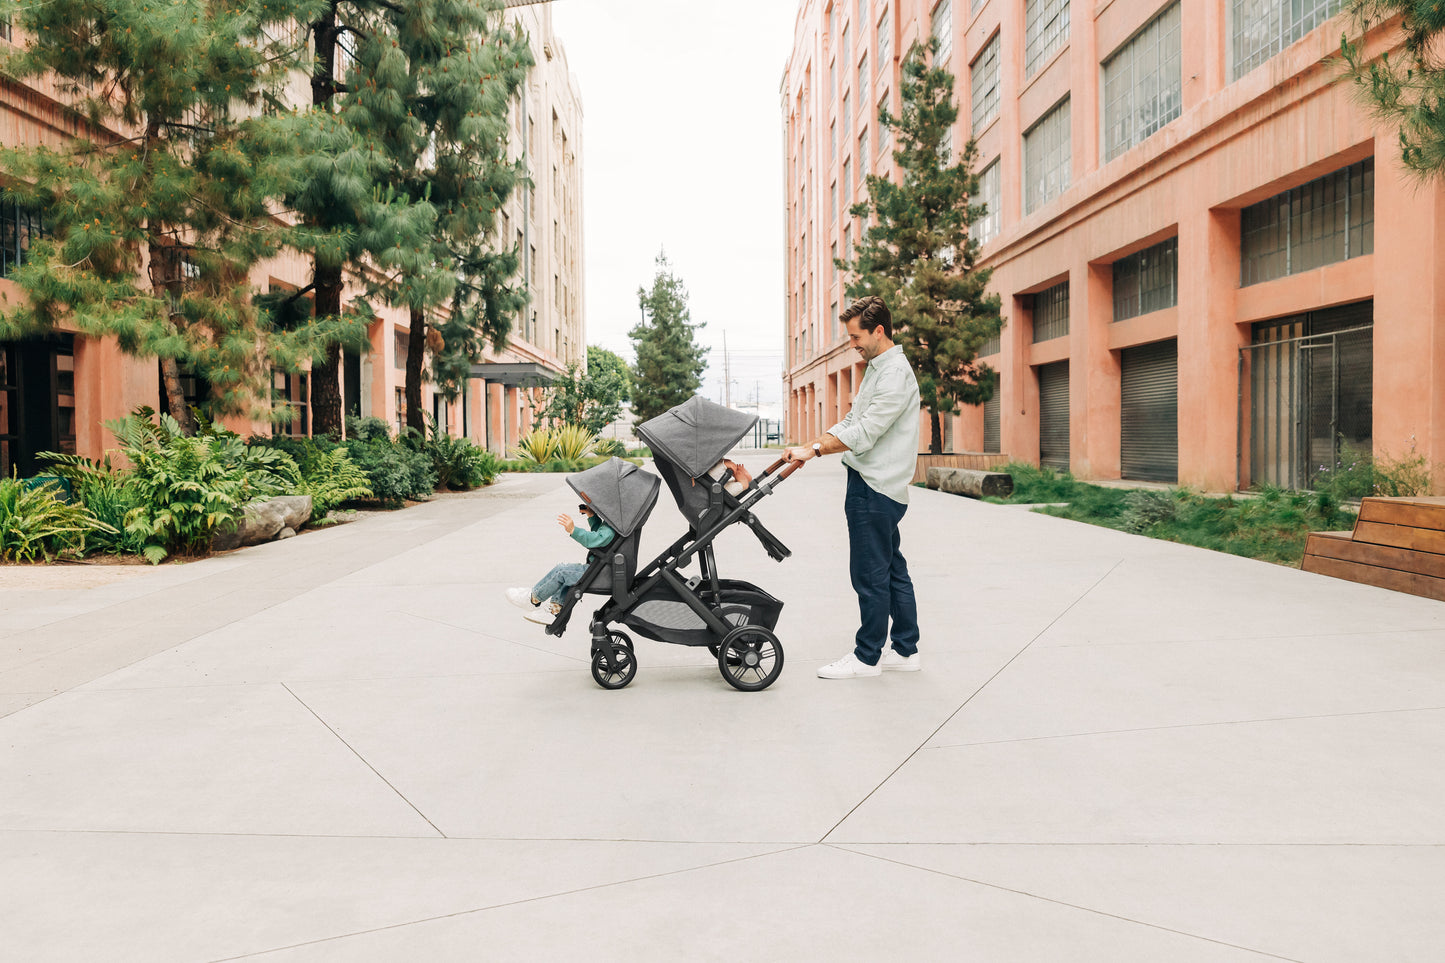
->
<box><xmin>811</xmin><ymin>442</ymin><xmax>822</xmax><ymax>458</ymax></box>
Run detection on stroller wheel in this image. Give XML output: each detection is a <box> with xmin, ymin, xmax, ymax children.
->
<box><xmin>590</xmin><ymin>635</ymin><xmax>637</xmax><ymax>690</ymax></box>
<box><xmin>717</xmin><ymin>625</ymin><xmax>784</xmax><ymax>692</ymax></box>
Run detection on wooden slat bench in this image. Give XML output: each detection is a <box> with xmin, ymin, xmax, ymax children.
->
<box><xmin>1301</xmin><ymin>497</ymin><xmax>1445</xmax><ymax>601</ymax></box>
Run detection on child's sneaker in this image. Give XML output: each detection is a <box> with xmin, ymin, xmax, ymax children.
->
<box><xmin>525</xmin><ymin>601</ymin><xmax>561</xmax><ymax>625</ymax></box>
<box><xmin>506</xmin><ymin>587</ymin><xmax>539</xmax><ymax>611</ymax></box>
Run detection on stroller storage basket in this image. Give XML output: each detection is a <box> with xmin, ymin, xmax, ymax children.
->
<box><xmin>621</xmin><ymin>578</ymin><xmax>783</xmax><ymax>647</ymax></box>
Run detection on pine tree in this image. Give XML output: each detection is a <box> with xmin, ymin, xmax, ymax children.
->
<box><xmin>0</xmin><ymin>0</ymin><xmax>327</xmax><ymax>433</ymax></box>
<box><xmin>629</xmin><ymin>252</ymin><xmax>707</xmax><ymax>423</ymax></box>
<box><xmin>353</xmin><ymin>0</ymin><xmax>532</xmax><ymax>434</ymax></box>
<box><xmin>1340</xmin><ymin>2</ymin><xmax>1445</xmax><ymax>180</ymax></box>
<box><xmin>838</xmin><ymin>38</ymin><xmax>1004</xmax><ymax>454</ymax></box>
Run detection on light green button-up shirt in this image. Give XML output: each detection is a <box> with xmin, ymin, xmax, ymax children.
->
<box><xmin>828</xmin><ymin>344</ymin><xmax>921</xmax><ymax>504</ymax></box>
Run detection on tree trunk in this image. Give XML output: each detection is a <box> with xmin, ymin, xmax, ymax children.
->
<box><xmin>310</xmin><ymin>262</ymin><xmax>344</xmax><ymax>436</ymax></box>
<box><xmin>143</xmin><ymin>117</ymin><xmax>193</xmax><ymax>435</ymax></box>
<box><xmin>158</xmin><ymin>356</ymin><xmax>192</xmax><ymax>434</ymax></box>
<box><xmin>929</xmin><ymin>409</ymin><xmax>943</xmax><ymax>454</ymax></box>
<box><xmin>406</xmin><ymin>304</ymin><xmax>427</xmax><ymax>434</ymax></box>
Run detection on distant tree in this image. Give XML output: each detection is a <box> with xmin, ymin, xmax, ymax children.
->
<box><xmin>537</xmin><ymin>358</ymin><xmax>627</xmax><ymax>435</ymax></box>
<box><xmin>1340</xmin><ymin>1</ymin><xmax>1445</xmax><ymax>179</ymax></box>
<box><xmin>837</xmin><ymin>37</ymin><xmax>1004</xmax><ymax>454</ymax></box>
<box><xmin>629</xmin><ymin>252</ymin><xmax>707</xmax><ymax>423</ymax></box>
<box><xmin>0</xmin><ymin>0</ymin><xmax>324</xmax><ymax>433</ymax></box>
<box><xmin>587</xmin><ymin>345</ymin><xmax>632</xmax><ymax>404</ymax></box>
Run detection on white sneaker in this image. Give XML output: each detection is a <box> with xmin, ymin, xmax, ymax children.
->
<box><xmin>881</xmin><ymin>649</ymin><xmax>921</xmax><ymax>672</ymax></box>
<box><xmin>817</xmin><ymin>653</ymin><xmax>882</xmax><ymax>679</ymax></box>
<box><xmin>506</xmin><ymin>587</ymin><xmax>539</xmax><ymax>610</ymax></box>
<box><xmin>524</xmin><ymin>601</ymin><xmax>560</xmax><ymax>625</ymax></box>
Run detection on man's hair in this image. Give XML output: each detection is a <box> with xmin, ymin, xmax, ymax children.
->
<box><xmin>840</xmin><ymin>295</ymin><xmax>892</xmax><ymax>339</ymax></box>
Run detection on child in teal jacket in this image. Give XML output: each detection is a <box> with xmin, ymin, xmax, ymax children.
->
<box><xmin>506</xmin><ymin>504</ymin><xmax>617</xmax><ymax>625</ymax></box>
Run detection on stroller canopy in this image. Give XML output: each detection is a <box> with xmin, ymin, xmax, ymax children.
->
<box><xmin>567</xmin><ymin>457</ymin><xmax>661</xmax><ymax>538</ymax></box>
<box><xmin>636</xmin><ymin>396</ymin><xmax>758</xmax><ymax>480</ymax></box>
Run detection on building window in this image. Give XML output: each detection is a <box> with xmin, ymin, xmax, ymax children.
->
<box><xmin>858</xmin><ymin>130</ymin><xmax>869</xmax><ymax>186</ymax></box>
<box><xmin>877</xmin><ymin>8</ymin><xmax>891</xmax><ymax>74</ymax></box>
<box><xmin>858</xmin><ymin>0</ymin><xmax>868</xmax><ymax>24</ymax></box>
<box><xmin>831</xmin><ymin>243</ymin><xmax>838</xmax><ymax>290</ymax></box>
<box><xmin>1032</xmin><ymin>282</ymin><xmax>1070</xmax><ymax>342</ymax></box>
<box><xmin>858</xmin><ymin>55</ymin><xmax>868</xmax><ymax>99</ymax></box>
<box><xmin>830</xmin><ymin>57</ymin><xmax>837</xmax><ymax>103</ymax></box>
<box><xmin>1240</xmin><ymin>157</ymin><xmax>1373</xmax><ymax>286</ymax></box>
<box><xmin>829</xmin><ymin>1</ymin><xmax>838</xmax><ymax>47</ymax></box>
<box><xmin>394</xmin><ymin>330</ymin><xmax>409</xmax><ymax>370</ymax></box>
<box><xmin>0</xmin><ymin>197</ymin><xmax>47</xmax><ymax>279</ymax></box>
<box><xmin>1113</xmin><ymin>236</ymin><xmax>1179</xmax><ymax>321</ymax></box>
<box><xmin>831</xmin><ymin>181</ymin><xmax>837</xmax><ymax>223</ymax></box>
<box><xmin>980</xmin><ymin>331</ymin><xmax>1001</xmax><ymax>356</ymax></box>
<box><xmin>842</xmin><ymin>158</ymin><xmax>852</xmax><ymax>205</ymax></box>
<box><xmin>970</xmin><ymin>159</ymin><xmax>1001</xmax><ymax>245</ymax></box>
<box><xmin>844</xmin><ymin>224</ymin><xmax>853</xmax><ymax>262</ymax></box>
<box><xmin>1102</xmin><ymin>3</ymin><xmax>1182</xmax><ymax>163</ymax></box>
<box><xmin>1231</xmin><ymin>0</ymin><xmax>1342</xmax><ymax>81</ymax></box>
<box><xmin>842</xmin><ymin>26</ymin><xmax>850</xmax><ymax>68</ymax></box>
<box><xmin>1023</xmin><ymin>98</ymin><xmax>1070</xmax><ymax>215</ymax></box>
<box><xmin>842</xmin><ymin>92</ymin><xmax>851</xmax><ymax>136</ymax></box>
<box><xmin>878</xmin><ymin>89</ymin><xmax>890</xmax><ymax>149</ymax></box>
<box><xmin>395</xmin><ymin>387</ymin><xmax>406</xmax><ymax>434</ymax></box>
<box><xmin>1025</xmin><ymin>0</ymin><xmax>1070</xmax><ymax>78</ymax></box>
<box><xmin>0</xmin><ymin>18</ymin><xmax>11</xmax><ymax>42</ymax></box>
<box><xmin>931</xmin><ymin>0</ymin><xmax>952</xmax><ymax>65</ymax></box>
<box><xmin>971</xmin><ymin>33</ymin><xmax>1001</xmax><ymax>133</ymax></box>
<box><xmin>831</xmin><ymin>121</ymin><xmax>837</xmax><ymax>161</ymax></box>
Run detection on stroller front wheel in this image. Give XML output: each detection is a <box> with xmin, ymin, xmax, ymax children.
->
<box><xmin>590</xmin><ymin>633</ymin><xmax>637</xmax><ymax>690</ymax></box>
<box><xmin>717</xmin><ymin>625</ymin><xmax>784</xmax><ymax>692</ymax></box>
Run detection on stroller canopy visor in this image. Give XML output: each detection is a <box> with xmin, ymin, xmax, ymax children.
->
<box><xmin>567</xmin><ymin>457</ymin><xmax>661</xmax><ymax>538</ymax></box>
<box><xmin>636</xmin><ymin>396</ymin><xmax>758</xmax><ymax>479</ymax></box>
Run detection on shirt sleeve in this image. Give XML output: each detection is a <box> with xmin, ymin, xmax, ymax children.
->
<box><xmin>830</xmin><ymin>368</ymin><xmax>913</xmax><ymax>455</ymax></box>
<box><xmin>827</xmin><ymin>404</ymin><xmax>857</xmax><ymax>439</ymax></box>
<box><xmin>571</xmin><ymin>523</ymin><xmax>617</xmax><ymax>550</ymax></box>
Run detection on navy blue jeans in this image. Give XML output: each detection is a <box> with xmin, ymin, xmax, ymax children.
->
<box><xmin>845</xmin><ymin>467</ymin><xmax>919</xmax><ymax>665</ymax></box>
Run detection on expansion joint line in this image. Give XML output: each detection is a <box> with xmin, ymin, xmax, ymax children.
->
<box><xmin>819</xmin><ymin>558</ymin><xmax>1125</xmax><ymax>843</ymax></box>
<box><xmin>281</xmin><ymin>683</ymin><xmax>447</xmax><ymax>839</ymax></box>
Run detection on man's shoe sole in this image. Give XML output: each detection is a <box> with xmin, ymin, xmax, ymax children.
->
<box><xmin>881</xmin><ymin>662</ymin><xmax>920</xmax><ymax>672</ymax></box>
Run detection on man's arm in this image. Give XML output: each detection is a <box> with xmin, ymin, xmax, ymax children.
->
<box><xmin>827</xmin><ymin>368</ymin><xmax>912</xmax><ymax>456</ymax></box>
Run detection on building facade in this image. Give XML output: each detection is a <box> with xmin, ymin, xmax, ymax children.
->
<box><xmin>0</xmin><ymin>6</ymin><xmax>583</xmax><ymax>478</ymax></box>
<box><xmin>783</xmin><ymin>0</ymin><xmax>1442</xmax><ymax>493</ymax></box>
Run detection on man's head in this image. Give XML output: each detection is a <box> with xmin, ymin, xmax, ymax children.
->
<box><xmin>840</xmin><ymin>295</ymin><xmax>894</xmax><ymax>363</ymax></box>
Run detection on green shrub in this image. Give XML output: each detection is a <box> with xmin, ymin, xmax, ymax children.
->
<box><xmin>284</xmin><ymin>443</ymin><xmax>373</xmax><ymax>517</ymax></box>
<box><xmin>102</xmin><ymin>408</ymin><xmax>288</xmax><ymax>563</ymax></box>
<box><xmin>512</xmin><ymin>427</ymin><xmax>559</xmax><ymax>463</ymax></box>
<box><xmin>552</xmin><ymin>424</ymin><xmax>596</xmax><ymax>462</ymax></box>
<box><xmin>346</xmin><ymin>416</ymin><xmax>395</xmax><ymax>443</ymax></box>
<box><xmin>417</xmin><ymin>418</ymin><xmax>500</xmax><ymax>490</ymax></box>
<box><xmin>0</xmin><ymin>477</ymin><xmax>117</xmax><ymax>562</ymax></box>
<box><xmin>592</xmin><ymin>438</ymin><xmax>628</xmax><ymax>458</ymax></box>
<box><xmin>626</xmin><ymin>446</ymin><xmax>652</xmax><ymax>458</ymax></box>
<box><xmin>39</xmin><ymin>453</ymin><xmax>147</xmax><ymax>556</ymax></box>
<box><xmin>1311</xmin><ymin>439</ymin><xmax>1434</xmax><ymax>501</ymax></box>
<box><xmin>1118</xmin><ymin>488</ymin><xmax>1180</xmax><ymax>534</ymax></box>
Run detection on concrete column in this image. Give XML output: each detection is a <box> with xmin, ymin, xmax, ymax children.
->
<box><xmin>839</xmin><ymin>366</ymin><xmax>854</xmax><ymax>419</ymax></box>
<box><xmin>505</xmin><ymin>385</ymin><xmax>520</xmax><ymax>450</ymax></box>
<box><xmin>465</xmin><ymin>377</ymin><xmax>484</xmax><ymax>444</ymax></box>
<box><xmin>1373</xmin><ymin>134</ymin><xmax>1445</xmax><ymax>482</ymax></box>
<box><xmin>1003</xmin><ymin>298</ymin><xmax>1035</xmax><ymax>463</ymax></box>
<box><xmin>487</xmin><ymin>381</ymin><xmax>505</xmax><ymax>455</ymax></box>
<box><xmin>369</xmin><ymin>319</ymin><xmax>390</xmax><ymax>438</ymax></box>
<box><xmin>1071</xmin><ymin>0</ymin><xmax>1099</xmax><ymax>182</ymax></box>
<box><xmin>826</xmin><ymin>370</ymin><xmax>839</xmax><ymax>428</ymax></box>
<box><xmin>1072</xmin><ymin>259</ymin><xmax>1121</xmax><ymax>478</ymax></box>
<box><xmin>1178</xmin><ymin>200</ymin><xmax>1245</xmax><ymax>491</ymax></box>
<box><xmin>998</xmin><ymin>0</ymin><xmax>1026</xmax><ymax>229</ymax></box>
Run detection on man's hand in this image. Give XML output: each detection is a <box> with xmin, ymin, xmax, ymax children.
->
<box><xmin>557</xmin><ymin>513</ymin><xmax>575</xmax><ymax>534</ymax></box>
<box><xmin>783</xmin><ymin>446</ymin><xmax>814</xmax><ymax>463</ymax></box>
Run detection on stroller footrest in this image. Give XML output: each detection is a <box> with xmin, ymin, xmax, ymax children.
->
<box><xmin>745</xmin><ymin>514</ymin><xmax>791</xmax><ymax>561</ymax></box>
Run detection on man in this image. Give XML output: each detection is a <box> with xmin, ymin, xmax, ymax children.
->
<box><xmin>785</xmin><ymin>295</ymin><xmax>921</xmax><ymax>679</ymax></box>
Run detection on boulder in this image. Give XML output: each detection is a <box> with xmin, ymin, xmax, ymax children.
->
<box><xmin>926</xmin><ymin>467</ymin><xmax>1014</xmax><ymax>499</ymax></box>
<box><xmin>211</xmin><ymin>495</ymin><xmax>314</xmax><ymax>551</ymax></box>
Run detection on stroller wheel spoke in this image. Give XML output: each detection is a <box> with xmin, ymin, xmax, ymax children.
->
<box><xmin>717</xmin><ymin>625</ymin><xmax>784</xmax><ymax>692</ymax></box>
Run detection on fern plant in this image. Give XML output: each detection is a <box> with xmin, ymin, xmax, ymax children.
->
<box><xmin>0</xmin><ymin>478</ymin><xmax>117</xmax><ymax>562</ymax></box>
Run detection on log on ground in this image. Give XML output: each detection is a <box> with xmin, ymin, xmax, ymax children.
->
<box><xmin>926</xmin><ymin>467</ymin><xmax>1014</xmax><ymax>499</ymax></box>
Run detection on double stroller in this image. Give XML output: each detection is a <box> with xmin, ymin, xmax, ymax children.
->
<box><xmin>546</xmin><ymin>397</ymin><xmax>802</xmax><ymax>691</ymax></box>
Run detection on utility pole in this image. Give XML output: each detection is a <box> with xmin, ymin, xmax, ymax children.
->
<box><xmin>723</xmin><ymin>331</ymin><xmax>731</xmax><ymax>408</ymax></box>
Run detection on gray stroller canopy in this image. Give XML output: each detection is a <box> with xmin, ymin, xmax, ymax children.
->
<box><xmin>567</xmin><ymin>457</ymin><xmax>661</xmax><ymax>538</ymax></box>
<box><xmin>636</xmin><ymin>396</ymin><xmax>758</xmax><ymax>479</ymax></box>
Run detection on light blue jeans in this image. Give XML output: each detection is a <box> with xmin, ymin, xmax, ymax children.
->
<box><xmin>532</xmin><ymin>562</ymin><xmax>588</xmax><ymax>605</ymax></box>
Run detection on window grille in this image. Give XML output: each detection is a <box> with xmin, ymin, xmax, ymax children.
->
<box><xmin>1025</xmin><ymin>0</ymin><xmax>1070</xmax><ymax>77</ymax></box>
<box><xmin>1113</xmin><ymin>237</ymin><xmax>1178</xmax><ymax>321</ymax></box>
<box><xmin>1231</xmin><ymin>0</ymin><xmax>1341</xmax><ymax>80</ymax></box>
<box><xmin>970</xmin><ymin>159</ymin><xmax>1001</xmax><ymax>245</ymax></box>
<box><xmin>1240</xmin><ymin>158</ymin><xmax>1373</xmax><ymax>286</ymax></box>
<box><xmin>0</xmin><ymin>197</ymin><xmax>46</xmax><ymax>278</ymax></box>
<box><xmin>1023</xmin><ymin>98</ymin><xmax>1070</xmax><ymax>215</ymax></box>
<box><xmin>877</xmin><ymin>9</ymin><xmax>891</xmax><ymax>74</ymax></box>
<box><xmin>1102</xmin><ymin>3</ymin><xmax>1181</xmax><ymax>163</ymax></box>
<box><xmin>932</xmin><ymin>0</ymin><xmax>953</xmax><ymax>65</ymax></box>
<box><xmin>971</xmin><ymin>33</ymin><xmax>1001</xmax><ymax>133</ymax></box>
<box><xmin>1032</xmin><ymin>282</ymin><xmax>1070</xmax><ymax>342</ymax></box>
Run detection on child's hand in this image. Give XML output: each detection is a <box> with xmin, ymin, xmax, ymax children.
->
<box><xmin>557</xmin><ymin>513</ymin><xmax>575</xmax><ymax>534</ymax></box>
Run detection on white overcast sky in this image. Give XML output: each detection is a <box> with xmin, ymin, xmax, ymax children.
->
<box><xmin>548</xmin><ymin>0</ymin><xmax>797</xmax><ymax>409</ymax></box>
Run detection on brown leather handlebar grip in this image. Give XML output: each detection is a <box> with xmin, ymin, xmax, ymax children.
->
<box><xmin>779</xmin><ymin>460</ymin><xmax>804</xmax><ymax>481</ymax></box>
<box><xmin>765</xmin><ymin>457</ymin><xmax>788</xmax><ymax>475</ymax></box>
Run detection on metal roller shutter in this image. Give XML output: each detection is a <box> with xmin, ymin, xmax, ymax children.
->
<box><xmin>1038</xmin><ymin>361</ymin><xmax>1069</xmax><ymax>471</ymax></box>
<box><xmin>983</xmin><ymin>389</ymin><xmax>1000</xmax><ymax>454</ymax></box>
<box><xmin>1121</xmin><ymin>339</ymin><xmax>1179</xmax><ymax>482</ymax></box>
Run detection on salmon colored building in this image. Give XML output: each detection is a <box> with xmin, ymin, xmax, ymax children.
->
<box><xmin>0</xmin><ymin>6</ymin><xmax>583</xmax><ymax>478</ymax></box>
<box><xmin>784</xmin><ymin>0</ymin><xmax>1439</xmax><ymax>492</ymax></box>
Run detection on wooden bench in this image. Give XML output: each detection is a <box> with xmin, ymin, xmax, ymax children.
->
<box><xmin>1301</xmin><ymin>496</ymin><xmax>1445</xmax><ymax>601</ymax></box>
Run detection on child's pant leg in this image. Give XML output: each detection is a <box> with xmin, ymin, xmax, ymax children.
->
<box><xmin>532</xmin><ymin>562</ymin><xmax>590</xmax><ymax>604</ymax></box>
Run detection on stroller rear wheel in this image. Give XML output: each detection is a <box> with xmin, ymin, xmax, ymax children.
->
<box><xmin>717</xmin><ymin>625</ymin><xmax>784</xmax><ymax>692</ymax></box>
<box><xmin>590</xmin><ymin>633</ymin><xmax>637</xmax><ymax>690</ymax></box>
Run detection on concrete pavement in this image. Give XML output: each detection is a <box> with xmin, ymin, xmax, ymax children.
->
<box><xmin>3</xmin><ymin>454</ymin><xmax>1444</xmax><ymax>961</ymax></box>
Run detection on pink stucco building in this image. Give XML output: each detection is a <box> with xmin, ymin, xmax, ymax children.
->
<box><xmin>784</xmin><ymin>0</ymin><xmax>1440</xmax><ymax>492</ymax></box>
<box><xmin>0</xmin><ymin>6</ymin><xmax>582</xmax><ymax>477</ymax></box>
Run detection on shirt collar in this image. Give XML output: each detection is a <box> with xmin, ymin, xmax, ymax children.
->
<box><xmin>869</xmin><ymin>344</ymin><xmax>903</xmax><ymax>369</ymax></box>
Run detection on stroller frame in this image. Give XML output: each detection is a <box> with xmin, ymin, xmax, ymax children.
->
<box><xmin>549</xmin><ymin>456</ymin><xmax>803</xmax><ymax>691</ymax></box>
